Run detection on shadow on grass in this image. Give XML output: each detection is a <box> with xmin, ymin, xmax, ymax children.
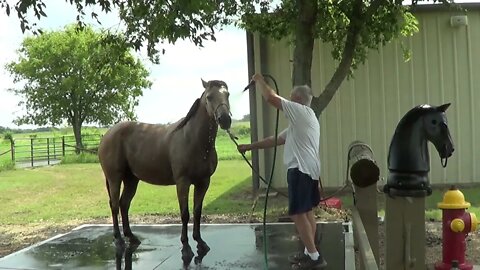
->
<box><xmin>204</xmin><ymin>176</ymin><xmax>290</xmax><ymax>223</ymax></box>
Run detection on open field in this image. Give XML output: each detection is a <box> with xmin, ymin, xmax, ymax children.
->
<box><xmin>0</xmin><ymin>122</ymin><xmax>252</xmax><ymax>169</ymax></box>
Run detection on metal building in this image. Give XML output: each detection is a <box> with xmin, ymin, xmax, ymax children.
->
<box><xmin>247</xmin><ymin>4</ymin><xmax>480</xmax><ymax>188</ymax></box>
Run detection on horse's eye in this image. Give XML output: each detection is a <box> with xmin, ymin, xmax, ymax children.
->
<box><xmin>206</xmin><ymin>95</ymin><xmax>213</xmax><ymax>101</ymax></box>
<box><xmin>431</xmin><ymin>119</ymin><xmax>438</xmax><ymax>125</ymax></box>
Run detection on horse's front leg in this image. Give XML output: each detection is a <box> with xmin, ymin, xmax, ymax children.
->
<box><xmin>176</xmin><ymin>182</ymin><xmax>194</xmax><ymax>266</ymax></box>
<box><xmin>193</xmin><ymin>179</ymin><xmax>211</xmax><ymax>264</ymax></box>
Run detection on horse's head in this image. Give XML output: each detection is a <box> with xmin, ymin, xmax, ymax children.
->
<box><xmin>201</xmin><ymin>79</ymin><xmax>232</xmax><ymax>130</ymax></box>
<box><xmin>422</xmin><ymin>103</ymin><xmax>454</xmax><ymax>164</ymax></box>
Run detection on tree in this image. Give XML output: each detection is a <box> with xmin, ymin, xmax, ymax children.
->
<box><xmin>6</xmin><ymin>25</ymin><xmax>151</xmax><ymax>151</ymax></box>
<box><xmin>2</xmin><ymin>0</ymin><xmax>447</xmax><ymax>117</ymax></box>
<box><xmin>240</xmin><ymin>0</ymin><xmax>425</xmax><ymax>116</ymax></box>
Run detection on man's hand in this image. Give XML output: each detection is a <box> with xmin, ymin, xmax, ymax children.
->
<box><xmin>237</xmin><ymin>144</ymin><xmax>251</xmax><ymax>154</ymax></box>
<box><xmin>251</xmin><ymin>73</ymin><xmax>265</xmax><ymax>83</ymax></box>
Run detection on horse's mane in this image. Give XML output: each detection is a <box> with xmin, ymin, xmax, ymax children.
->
<box><xmin>397</xmin><ymin>105</ymin><xmax>436</xmax><ymax>128</ymax></box>
<box><xmin>174</xmin><ymin>93</ymin><xmax>204</xmax><ymax>132</ymax></box>
<box><xmin>172</xmin><ymin>80</ymin><xmax>227</xmax><ymax>132</ymax></box>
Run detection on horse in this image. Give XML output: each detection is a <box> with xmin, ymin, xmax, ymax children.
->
<box><xmin>383</xmin><ymin>103</ymin><xmax>454</xmax><ymax>197</ymax></box>
<box><xmin>98</xmin><ymin>79</ymin><xmax>232</xmax><ymax>265</ymax></box>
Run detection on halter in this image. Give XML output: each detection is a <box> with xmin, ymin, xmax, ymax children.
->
<box><xmin>214</xmin><ymin>102</ymin><xmax>231</xmax><ymax>124</ymax></box>
<box><xmin>439</xmin><ymin>122</ymin><xmax>450</xmax><ymax>168</ymax></box>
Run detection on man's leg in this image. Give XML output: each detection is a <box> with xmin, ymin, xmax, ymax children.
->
<box><xmin>290</xmin><ymin>213</ymin><xmax>317</xmax><ymax>253</ymax></box>
<box><xmin>306</xmin><ymin>210</ymin><xmax>316</xmax><ymax>241</ymax></box>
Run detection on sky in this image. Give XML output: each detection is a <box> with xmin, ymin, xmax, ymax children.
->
<box><xmin>0</xmin><ymin>2</ymin><xmax>250</xmax><ymax>129</ymax></box>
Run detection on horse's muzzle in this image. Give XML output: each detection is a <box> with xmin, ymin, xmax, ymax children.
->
<box><xmin>218</xmin><ymin>114</ymin><xmax>232</xmax><ymax>130</ymax></box>
<box><xmin>439</xmin><ymin>143</ymin><xmax>454</xmax><ymax>158</ymax></box>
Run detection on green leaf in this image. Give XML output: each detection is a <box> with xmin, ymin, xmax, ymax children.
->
<box><xmin>6</xmin><ymin>25</ymin><xmax>151</xmax><ymax>132</ymax></box>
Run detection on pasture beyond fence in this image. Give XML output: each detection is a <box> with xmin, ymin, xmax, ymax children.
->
<box><xmin>0</xmin><ymin>122</ymin><xmax>250</xmax><ymax>169</ymax></box>
<box><xmin>0</xmin><ymin>134</ymin><xmax>102</xmax><ymax>168</ymax></box>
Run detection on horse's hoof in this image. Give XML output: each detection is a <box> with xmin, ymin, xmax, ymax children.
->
<box><xmin>181</xmin><ymin>245</ymin><xmax>194</xmax><ymax>266</ymax></box>
<box><xmin>197</xmin><ymin>243</ymin><xmax>210</xmax><ymax>255</ymax></box>
<box><xmin>126</xmin><ymin>235</ymin><xmax>141</xmax><ymax>246</ymax></box>
<box><xmin>194</xmin><ymin>244</ymin><xmax>210</xmax><ymax>265</ymax></box>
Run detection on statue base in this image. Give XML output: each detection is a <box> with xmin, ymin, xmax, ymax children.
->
<box><xmin>383</xmin><ymin>171</ymin><xmax>432</xmax><ymax>197</ymax></box>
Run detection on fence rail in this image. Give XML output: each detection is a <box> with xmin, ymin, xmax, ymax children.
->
<box><xmin>352</xmin><ymin>207</ymin><xmax>379</xmax><ymax>270</ymax></box>
<box><xmin>0</xmin><ymin>149</ymin><xmax>11</xmax><ymax>157</ymax></box>
<box><xmin>3</xmin><ymin>134</ymin><xmax>102</xmax><ymax>168</ymax></box>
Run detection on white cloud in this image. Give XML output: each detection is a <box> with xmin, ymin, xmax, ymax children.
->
<box><xmin>0</xmin><ymin>3</ymin><xmax>250</xmax><ymax>128</ymax></box>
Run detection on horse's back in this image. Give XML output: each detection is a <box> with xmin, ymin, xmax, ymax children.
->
<box><xmin>99</xmin><ymin>121</ymin><xmax>175</xmax><ymax>184</ymax></box>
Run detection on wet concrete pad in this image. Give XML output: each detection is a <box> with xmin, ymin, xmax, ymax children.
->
<box><xmin>0</xmin><ymin>222</ymin><xmax>346</xmax><ymax>270</ymax></box>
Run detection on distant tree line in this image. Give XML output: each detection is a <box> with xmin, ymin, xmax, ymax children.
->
<box><xmin>0</xmin><ymin>126</ymin><xmax>59</xmax><ymax>134</ymax></box>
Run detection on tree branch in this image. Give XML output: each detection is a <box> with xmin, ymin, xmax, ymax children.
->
<box><xmin>311</xmin><ymin>0</ymin><xmax>384</xmax><ymax>117</ymax></box>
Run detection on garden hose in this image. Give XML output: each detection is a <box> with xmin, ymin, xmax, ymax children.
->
<box><xmin>233</xmin><ymin>73</ymin><xmax>279</xmax><ymax>269</ymax></box>
<box><xmin>229</xmin><ymin>74</ymin><xmax>351</xmax><ymax>269</ymax></box>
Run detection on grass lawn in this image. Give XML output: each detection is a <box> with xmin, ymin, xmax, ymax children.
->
<box><xmin>0</xmin><ymin>160</ymin><xmax>289</xmax><ymax>225</ymax></box>
<box><xmin>2</xmin><ymin>159</ymin><xmax>478</xmax><ymax>225</ymax></box>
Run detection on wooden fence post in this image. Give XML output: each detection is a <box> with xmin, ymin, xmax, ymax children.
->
<box><xmin>53</xmin><ymin>138</ymin><xmax>56</xmax><ymax>159</ymax></box>
<box><xmin>348</xmin><ymin>141</ymin><xmax>380</xmax><ymax>267</ymax></box>
<box><xmin>47</xmin><ymin>138</ymin><xmax>50</xmax><ymax>165</ymax></box>
<box><xmin>62</xmin><ymin>136</ymin><xmax>65</xmax><ymax>157</ymax></box>
<box><xmin>30</xmin><ymin>138</ymin><xmax>34</xmax><ymax>167</ymax></box>
<box><xmin>10</xmin><ymin>140</ymin><xmax>15</xmax><ymax>162</ymax></box>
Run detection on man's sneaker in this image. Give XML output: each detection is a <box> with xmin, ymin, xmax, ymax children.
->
<box><xmin>291</xmin><ymin>256</ymin><xmax>328</xmax><ymax>269</ymax></box>
<box><xmin>288</xmin><ymin>252</ymin><xmax>310</xmax><ymax>264</ymax></box>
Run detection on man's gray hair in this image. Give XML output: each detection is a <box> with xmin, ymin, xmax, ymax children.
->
<box><xmin>292</xmin><ymin>85</ymin><xmax>313</xmax><ymax>106</ymax></box>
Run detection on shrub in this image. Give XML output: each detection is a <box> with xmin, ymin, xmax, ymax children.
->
<box><xmin>0</xmin><ymin>160</ymin><xmax>14</xmax><ymax>172</ymax></box>
<box><xmin>61</xmin><ymin>153</ymin><xmax>99</xmax><ymax>164</ymax></box>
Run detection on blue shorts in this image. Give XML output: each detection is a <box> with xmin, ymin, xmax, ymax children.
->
<box><xmin>287</xmin><ymin>168</ymin><xmax>321</xmax><ymax>215</ymax></box>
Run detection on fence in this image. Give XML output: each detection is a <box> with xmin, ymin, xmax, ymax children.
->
<box><xmin>4</xmin><ymin>134</ymin><xmax>102</xmax><ymax>168</ymax></box>
<box><xmin>348</xmin><ymin>141</ymin><xmax>380</xmax><ymax>270</ymax></box>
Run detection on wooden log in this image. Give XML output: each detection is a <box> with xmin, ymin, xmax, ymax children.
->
<box><xmin>348</xmin><ymin>140</ymin><xmax>380</xmax><ymax>187</ymax></box>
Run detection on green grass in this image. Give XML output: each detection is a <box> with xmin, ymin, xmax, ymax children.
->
<box><xmin>215</xmin><ymin>134</ymin><xmax>251</xmax><ymax>160</ymax></box>
<box><xmin>0</xmin><ymin>160</ymin><xmax>272</xmax><ymax>225</ymax></box>
<box><xmin>61</xmin><ymin>153</ymin><xmax>99</xmax><ymax>164</ymax></box>
<box><xmin>0</xmin><ymin>122</ymin><xmax>253</xmax><ymax>167</ymax></box>
<box><xmin>0</xmin><ymin>159</ymin><xmax>14</xmax><ymax>172</ymax></box>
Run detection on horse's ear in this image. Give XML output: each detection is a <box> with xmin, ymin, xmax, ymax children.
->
<box><xmin>201</xmin><ymin>79</ymin><xmax>208</xmax><ymax>89</ymax></box>
<box><xmin>437</xmin><ymin>103</ymin><xmax>451</xmax><ymax>112</ymax></box>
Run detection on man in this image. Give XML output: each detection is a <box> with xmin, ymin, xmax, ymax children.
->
<box><xmin>238</xmin><ymin>74</ymin><xmax>326</xmax><ymax>269</ymax></box>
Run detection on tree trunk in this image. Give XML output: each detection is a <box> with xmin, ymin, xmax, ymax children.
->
<box><xmin>310</xmin><ymin>0</ymin><xmax>364</xmax><ymax>118</ymax></box>
<box><xmin>72</xmin><ymin>120</ymin><xmax>83</xmax><ymax>154</ymax></box>
<box><xmin>292</xmin><ymin>0</ymin><xmax>318</xmax><ymax>87</ymax></box>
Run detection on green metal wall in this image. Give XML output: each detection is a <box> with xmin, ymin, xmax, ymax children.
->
<box><xmin>251</xmin><ymin>6</ymin><xmax>480</xmax><ymax>188</ymax></box>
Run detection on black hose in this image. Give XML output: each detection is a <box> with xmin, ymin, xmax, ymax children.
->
<box><xmin>231</xmin><ymin>74</ymin><xmax>350</xmax><ymax>269</ymax></box>
<box><xmin>260</xmin><ymin>74</ymin><xmax>280</xmax><ymax>270</ymax></box>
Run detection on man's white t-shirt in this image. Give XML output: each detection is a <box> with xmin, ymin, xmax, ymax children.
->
<box><xmin>278</xmin><ymin>99</ymin><xmax>321</xmax><ymax>180</ymax></box>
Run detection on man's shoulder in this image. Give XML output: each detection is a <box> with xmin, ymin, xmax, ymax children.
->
<box><xmin>282</xmin><ymin>99</ymin><xmax>311</xmax><ymax>112</ymax></box>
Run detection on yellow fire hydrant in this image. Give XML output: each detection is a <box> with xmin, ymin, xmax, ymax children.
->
<box><xmin>435</xmin><ymin>186</ymin><xmax>478</xmax><ymax>270</ymax></box>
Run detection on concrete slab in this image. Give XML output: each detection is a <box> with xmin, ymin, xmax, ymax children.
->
<box><xmin>0</xmin><ymin>222</ymin><xmax>347</xmax><ymax>270</ymax></box>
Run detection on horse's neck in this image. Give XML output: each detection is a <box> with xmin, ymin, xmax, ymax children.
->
<box><xmin>185</xmin><ymin>103</ymin><xmax>218</xmax><ymax>150</ymax></box>
<box><xmin>388</xmin><ymin>122</ymin><xmax>430</xmax><ymax>173</ymax></box>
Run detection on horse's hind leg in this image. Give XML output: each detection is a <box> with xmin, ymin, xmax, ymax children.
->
<box><xmin>193</xmin><ymin>179</ymin><xmax>210</xmax><ymax>262</ymax></box>
<box><xmin>120</xmin><ymin>174</ymin><xmax>140</xmax><ymax>245</ymax></box>
<box><xmin>106</xmin><ymin>177</ymin><xmax>124</xmax><ymax>248</ymax></box>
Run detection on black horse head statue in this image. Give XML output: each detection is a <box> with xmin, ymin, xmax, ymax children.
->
<box><xmin>383</xmin><ymin>103</ymin><xmax>454</xmax><ymax>197</ymax></box>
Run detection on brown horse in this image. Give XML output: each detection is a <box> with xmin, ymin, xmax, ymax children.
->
<box><xmin>98</xmin><ymin>79</ymin><xmax>231</xmax><ymax>265</ymax></box>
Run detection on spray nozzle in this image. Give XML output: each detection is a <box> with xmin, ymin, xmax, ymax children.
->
<box><xmin>243</xmin><ymin>80</ymin><xmax>255</xmax><ymax>92</ymax></box>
